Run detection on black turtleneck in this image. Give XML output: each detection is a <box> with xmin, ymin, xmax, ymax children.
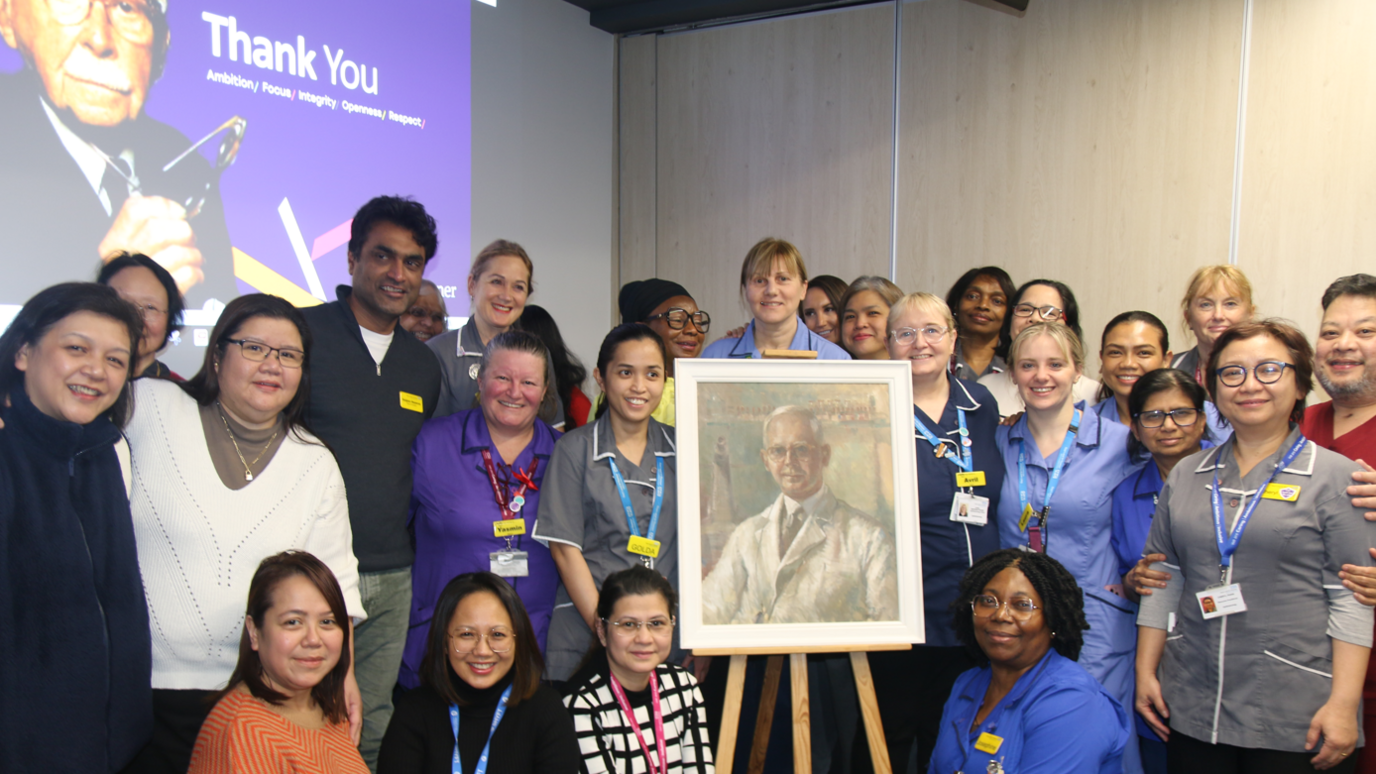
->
<box><xmin>378</xmin><ymin>665</ymin><xmax>580</xmax><ymax>774</ymax></box>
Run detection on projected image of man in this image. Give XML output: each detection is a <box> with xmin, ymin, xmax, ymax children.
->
<box><xmin>0</xmin><ymin>0</ymin><xmax>234</xmax><ymax>309</ymax></box>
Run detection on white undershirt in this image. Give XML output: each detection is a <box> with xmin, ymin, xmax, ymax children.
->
<box><xmin>359</xmin><ymin>326</ymin><xmax>393</xmax><ymax>373</ymax></box>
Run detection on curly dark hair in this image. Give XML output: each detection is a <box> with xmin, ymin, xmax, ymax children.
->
<box><xmin>951</xmin><ymin>548</ymin><xmax>1088</xmax><ymax>664</ymax></box>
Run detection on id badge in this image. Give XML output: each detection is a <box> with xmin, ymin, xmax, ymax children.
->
<box><xmin>950</xmin><ymin>493</ymin><xmax>990</xmax><ymax>525</ymax></box>
<box><xmin>627</xmin><ymin>536</ymin><xmax>661</xmax><ymax>558</ymax></box>
<box><xmin>1196</xmin><ymin>583</ymin><xmax>1247</xmax><ymax>619</ymax></box>
<box><xmin>489</xmin><ymin>550</ymin><xmax>529</xmax><ymax>577</ymax></box>
<box><xmin>956</xmin><ymin>471</ymin><xmax>987</xmax><ymax>488</ymax></box>
<box><xmin>493</xmin><ymin>519</ymin><xmax>526</xmax><ymax>538</ymax></box>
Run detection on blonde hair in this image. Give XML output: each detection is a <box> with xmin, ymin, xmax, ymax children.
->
<box><xmin>1180</xmin><ymin>265</ymin><xmax>1254</xmax><ymax>331</ymax></box>
<box><xmin>739</xmin><ymin>238</ymin><xmax>808</xmax><ymax>289</ymax></box>
<box><xmin>1008</xmin><ymin>322</ymin><xmax>1085</xmax><ymax>372</ymax></box>
<box><xmin>469</xmin><ymin>239</ymin><xmax>534</xmax><ymax>293</ymax></box>
<box><xmin>887</xmin><ymin>292</ymin><xmax>956</xmax><ymax>334</ymax></box>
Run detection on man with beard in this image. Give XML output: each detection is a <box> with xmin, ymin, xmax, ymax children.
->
<box><xmin>0</xmin><ymin>0</ymin><xmax>234</xmax><ymax>310</ymax></box>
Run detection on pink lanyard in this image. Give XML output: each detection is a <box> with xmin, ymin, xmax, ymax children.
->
<box><xmin>608</xmin><ymin>672</ymin><xmax>668</xmax><ymax>774</ymax></box>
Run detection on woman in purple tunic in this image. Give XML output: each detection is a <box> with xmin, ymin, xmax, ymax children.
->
<box><xmin>401</xmin><ymin>331</ymin><xmax>562</xmax><ymax>689</ymax></box>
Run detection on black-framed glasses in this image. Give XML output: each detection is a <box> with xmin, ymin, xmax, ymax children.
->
<box><xmin>450</xmin><ymin>626</ymin><xmax>515</xmax><ymax>654</ymax></box>
<box><xmin>1011</xmin><ymin>303</ymin><xmax>1063</xmax><ymax>321</ymax></box>
<box><xmin>764</xmin><ymin>443</ymin><xmax>817</xmax><ymax>463</ymax></box>
<box><xmin>602</xmin><ymin>617</ymin><xmax>676</xmax><ymax>637</ymax></box>
<box><xmin>890</xmin><ymin>326</ymin><xmax>950</xmax><ymax>346</ymax></box>
<box><xmin>1215</xmin><ymin>361</ymin><xmax>1295</xmax><ymax>388</ymax></box>
<box><xmin>645</xmin><ymin>308</ymin><xmax>711</xmax><ymax>333</ymax></box>
<box><xmin>971</xmin><ymin>594</ymin><xmax>1040</xmax><ymax>621</ymax></box>
<box><xmin>1134</xmin><ymin>408</ymin><xmax>1201</xmax><ymax>428</ymax></box>
<box><xmin>48</xmin><ymin>0</ymin><xmax>160</xmax><ymax>44</ymax></box>
<box><xmin>225</xmin><ymin>338</ymin><xmax>305</xmax><ymax>369</ymax></box>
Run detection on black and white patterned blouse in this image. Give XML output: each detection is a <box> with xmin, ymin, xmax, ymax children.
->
<box><xmin>562</xmin><ymin>660</ymin><xmax>714</xmax><ymax>774</ymax></box>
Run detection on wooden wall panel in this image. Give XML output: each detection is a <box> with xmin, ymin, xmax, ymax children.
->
<box><xmin>654</xmin><ymin>6</ymin><xmax>897</xmax><ymax>329</ymax></box>
<box><xmin>896</xmin><ymin>0</ymin><xmax>1243</xmax><ymax>368</ymax></box>
<box><xmin>619</xmin><ymin>35</ymin><xmax>659</xmax><ymax>289</ymax></box>
<box><xmin>1237</xmin><ymin>0</ymin><xmax>1376</xmax><ymax>341</ymax></box>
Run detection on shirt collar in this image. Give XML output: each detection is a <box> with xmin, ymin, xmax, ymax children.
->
<box><xmin>1006</xmin><ymin>399</ymin><xmax>1102</xmax><ymax>450</ymax></box>
<box><xmin>728</xmin><ymin>318</ymin><xmax>815</xmax><ymax>358</ymax></box>
<box><xmin>781</xmin><ymin>485</ymin><xmax>829</xmax><ymax>518</ymax></box>
<box><xmin>457</xmin><ymin>317</ymin><xmax>485</xmax><ymax>357</ymax></box>
<box><xmin>41</xmin><ymin>96</ymin><xmax>111</xmax><ymax>211</ymax></box>
<box><xmin>1194</xmin><ymin>423</ymin><xmax>1314</xmax><ymax>479</ymax></box>
<box><xmin>590</xmin><ymin>414</ymin><xmax>677</xmax><ymax>462</ymax></box>
<box><xmin>950</xmin><ymin>375</ymin><xmax>982</xmax><ymax>412</ymax></box>
<box><xmin>1132</xmin><ymin>460</ymin><xmax>1165</xmax><ymax>498</ymax></box>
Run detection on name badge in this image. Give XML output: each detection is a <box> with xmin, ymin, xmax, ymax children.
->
<box><xmin>1018</xmin><ymin>503</ymin><xmax>1035</xmax><ymax>532</ymax></box>
<box><xmin>493</xmin><ymin>519</ymin><xmax>526</xmax><ymax>537</ymax></box>
<box><xmin>1197</xmin><ymin>583</ymin><xmax>1247</xmax><ymax>619</ymax></box>
<box><xmin>956</xmin><ymin>471</ymin><xmax>987</xmax><ymax>488</ymax></box>
<box><xmin>399</xmin><ymin>391</ymin><xmax>424</xmax><ymax>412</ymax></box>
<box><xmin>974</xmin><ymin>732</ymin><xmax>1003</xmax><ymax>754</ymax></box>
<box><xmin>1262</xmin><ymin>483</ymin><xmax>1301</xmax><ymax>502</ymax></box>
<box><xmin>489</xmin><ymin>550</ymin><xmax>529</xmax><ymax>577</ymax></box>
<box><xmin>627</xmin><ymin>536</ymin><xmax>661</xmax><ymax>558</ymax></box>
<box><xmin>950</xmin><ymin>493</ymin><xmax>990</xmax><ymax>525</ymax></box>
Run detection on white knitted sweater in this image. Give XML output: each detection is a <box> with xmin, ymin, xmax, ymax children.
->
<box><xmin>126</xmin><ymin>379</ymin><xmax>365</xmax><ymax>690</ymax></box>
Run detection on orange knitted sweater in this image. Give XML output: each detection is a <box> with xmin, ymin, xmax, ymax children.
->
<box><xmin>188</xmin><ymin>689</ymin><xmax>368</xmax><ymax>774</ymax></box>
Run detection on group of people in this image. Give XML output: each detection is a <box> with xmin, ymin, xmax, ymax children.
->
<box><xmin>5</xmin><ymin>193</ymin><xmax>1376</xmax><ymax>774</ymax></box>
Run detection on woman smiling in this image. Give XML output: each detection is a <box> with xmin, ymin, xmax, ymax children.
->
<box><xmin>1094</xmin><ymin>312</ymin><xmax>1173</xmax><ymax>427</ymax></box>
<box><xmin>123</xmin><ymin>295</ymin><xmax>364</xmax><ymax>774</ymax></box>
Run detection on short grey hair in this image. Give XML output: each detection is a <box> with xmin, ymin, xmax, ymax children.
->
<box><xmin>419</xmin><ymin>279</ymin><xmax>449</xmax><ymax>319</ymax></box>
<box><xmin>762</xmin><ymin>405</ymin><xmax>825</xmax><ymax>446</ymax></box>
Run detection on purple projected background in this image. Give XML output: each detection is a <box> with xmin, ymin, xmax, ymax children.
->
<box><xmin>0</xmin><ymin>0</ymin><xmax>471</xmax><ymax>323</ymax></box>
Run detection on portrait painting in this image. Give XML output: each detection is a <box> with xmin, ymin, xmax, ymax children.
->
<box><xmin>675</xmin><ymin>359</ymin><xmax>923</xmax><ymax>650</ymax></box>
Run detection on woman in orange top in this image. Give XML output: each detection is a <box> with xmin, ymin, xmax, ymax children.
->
<box><xmin>189</xmin><ymin>552</ymin><xmax>367</xmax><ymax>773</ymax></box>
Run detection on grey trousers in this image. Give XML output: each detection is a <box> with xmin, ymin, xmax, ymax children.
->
<box><xmin>354</xmin><ymin>566</ymin><xmax>412</xmax><ymax>772</ymax></box>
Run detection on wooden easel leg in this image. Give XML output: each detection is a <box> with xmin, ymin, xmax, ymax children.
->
<box><xmin>850</xmin><ymin>652</ymin><xmax>892</xmax><ymax>774</ymax></box>
<box><xmin>790</xmin><ymin>652</ymin><xmax>812</xmax><ymax>774</ymax></box>
<box><xmin>716</xmin><ymin>654</ymin><xmax>748</xmax><ymax>774</ymax></box>
<box><xmin>748</xmin><ymin>656</ymin><xmax>785</xmax><ymax>774</ymax></box>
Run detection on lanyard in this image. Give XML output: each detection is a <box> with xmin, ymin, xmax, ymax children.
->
<box><xmin>1211</xmin><ymin>434</ymin><xmax>1308</xmax><ymax>577</ymax></box>
<box><xmin>1016</xmin><ymin>409</ymin><xmax>1081</xmax><ymax>516</ymax></box>
<box><xmin>449</xmin><ymin>684</ymin><xmax>512</xmax><ymax>774</ymax></box>
<box><xmin>913</xmin><ymin>408</ymin><xmax>973</xmax><ymax>473</ymax></box>
<box><xmin>480</xmin><ymin>449</ymin><xmax>540</xmax><ymax>520</ymax></box>
<box><xmin>608</xmin><ymin>672</ymin><xmax>668</xmax><ymax>774</ymax></box>
<box><xmin>608</xmin><ymin>454</ymin><xmax>665</xmax><ymax>544</ymax></box>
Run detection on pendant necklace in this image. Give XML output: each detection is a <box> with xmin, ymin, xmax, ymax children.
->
<box><xmin>218</xmin><ymin>403</ymin><xmax>279</xmax><ymax>482</ymax></box>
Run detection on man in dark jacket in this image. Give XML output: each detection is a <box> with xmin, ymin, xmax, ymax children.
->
<box><xmin>300</xmin><ymin>196</ymin><xmax>441</xmax><ymax>769</ymax></box>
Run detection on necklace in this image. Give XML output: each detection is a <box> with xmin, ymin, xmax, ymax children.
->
<box><xmin>217</xmin><ymin>403</ymin><xmax>279</xmax><ymax>482</ymax></box>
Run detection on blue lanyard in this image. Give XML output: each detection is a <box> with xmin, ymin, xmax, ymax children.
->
<box><xmin>1016</xmin><ymin>409</ymin><xmax>1081</xmax><ymax>517</ymax></box>
<box><xmin>913</xmin><ymin>408</ymin><xmax>973</xmax><ymax>473</ymax></box>
<box><xmin>608</xmin><ymin>454</ymin><xmax>665</xmax><ymax>542</ymax></box>
<box><xmin>449</xmin><ymin>684</ymin><xmax>512</xmax><ymax>774</ymax></box>
<box><xmin>1211</xmin><ymin>434</ymin><xmax>1308</xmax><ymax>571</ymax></box>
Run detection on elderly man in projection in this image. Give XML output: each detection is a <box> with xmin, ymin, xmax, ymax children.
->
<box><xmin>0</xmin><ymin>0</ymin><xmax>234</xmax><ymax>309</ymax></box>
<box><xmin>702</xmin><ymin>405</ymin><xmax>898</xmax><ymax>625</ymax></box>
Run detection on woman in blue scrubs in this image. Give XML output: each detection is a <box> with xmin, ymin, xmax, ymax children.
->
<box><xmin>930</xmin><ymin>548</ymin><xmax>1130</xmax><ymax>774</ymax></box>
<box><xmin>700</xmin><ymin>238</ymin><xmax>850</xmax><ymax>360</ymax></box>
<box><xmin>995</xmin><ymin>322</ymin><xmax>1144</xmax><ymax>773</ymax></box>
<box><xmin>869</xmin><ymin>293</ymin><xmax>1005</xmax><ymax>772</ymax></box>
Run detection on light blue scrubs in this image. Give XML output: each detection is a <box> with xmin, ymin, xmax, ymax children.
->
<box><xmin>996</xmin><ymin>402</ymin><xmax>1144</xmax><ymax>774</ymax></box>
<box><xmin>701</xmin><ymin>317</ymin><xmax>851</xmax><ymax>360</ymax></box>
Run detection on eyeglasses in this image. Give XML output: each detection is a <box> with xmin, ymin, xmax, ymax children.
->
<box><xmin>1011</xmin><ymin>303</ymin><xmax>1063</xmax><ymax>321</ymax></box>
<box><xmin>971</xmin><ymin>594</ymin><xmax>1041</xmax><ymax>621</ymax></box>
<box><xmin>1214</xmin><ymin>361</ymin><xmax>1295</xmax><ymax>388</ymax></box>
<box><xmin>890</xmin><ymin>326</ymin><xmax>950</xmax><ymax>346</ymax></box>
<box><xmin>405</xmin><ymin>307</ymin><xmax>446</xmax><ymax>325</ymax></box>
<box><xmin>602</xmin><ymin>618</ymin><xmax>676</xmax><ymax>637</ymax></box>
<box><xmin>48</xmin><ymin>0</ymin><xmax>160</xmax><ymax>44</ymax></box>
<box><xmin>1135</xmin><ymin>408</ymin><xmax>1201</xmax><ymax>428</ymax></box>
<box><xmin>764</xmin><ymin>443</ymin><xmax>817</xmax><ymax>463</ymax></box>
<box><xmin>645</xmin><ymin>308</ymin><xmax>711</xmax><ymax>333</ymax></box>
<box><xmin>450</xmin><ymin>626</ymin><xmax>515</xmax><ymax>654</ymax></box>
<box><xmin>225</xmin><ymin>338</ymin><xmax>305</xmax><ymax>369</ymax></box>
<box><xmin>126</xmin><ymin>301</ymin><xmax>166</xmax><ymax>320</ymax></box>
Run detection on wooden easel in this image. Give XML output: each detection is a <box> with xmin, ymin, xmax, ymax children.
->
<box><xmin>695</xmin><ymin>643</ymin><xmax>911</xmax><ymax>774</ymax></box>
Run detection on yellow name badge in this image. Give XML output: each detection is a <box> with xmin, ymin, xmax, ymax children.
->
<box><xmin>627</xmin><ymin>536</ymin><xmax>661</xmax><ymax>558</ymax></box>
<box><xmin>493</xmin><ymin>519</ymin><xmax>527</xmax><ymax>537</ymax></box>
<box><xmin>399</xmin><ymin>391</ymin><xmax>424</xmax><ymax>413</ymax></box>
<box><xmin>1262</xmin><ymin>483</ymin><xmax>1301</xmax><ymax>502</ymax></box>
<box><xmin>974</xmin><ymin>732</ymin><xmax>1003</xmax><ymax>754</ymax></box>
<box><xmin>1018</xmin><ymin>503</ymin><xmax>1035</xmax><ymax>532</ymax></box>
<box><xmin>956</xmin><ymin>471</ymin><xmax>987</xmax><ymax>488</ymax></box>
